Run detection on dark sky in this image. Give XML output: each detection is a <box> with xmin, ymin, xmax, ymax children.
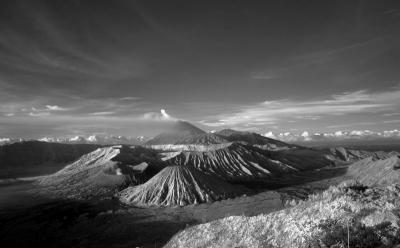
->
<box><xmin>1</xmin><ymin>0</ymin><xmax>400</xmax><ymax>138</ymax></box>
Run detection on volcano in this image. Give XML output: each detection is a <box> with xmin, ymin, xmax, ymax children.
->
<box><xmin>145</xmin><ymin>120</ymin><xmax>209</xmax><ymax>145</ymax></box>
<box><xmin>118</xmin><ymin>165</ymin><xmax>248</xmax><ymax>207</ymax></box>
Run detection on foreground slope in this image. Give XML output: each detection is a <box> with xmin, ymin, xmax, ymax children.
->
<box><xmin>37</xmin><ymin>146</ymin><xmax>165</xmax><ymax>199</ymax></box>
<box><xmin>118</xmin><ymin>165</ymin><xmax>248</xmax><ymax>206</ymax></box>
<box><xmin>166</xmin><ymin>181</ymin><xmax>400</xmax><ymax>248</ymax></box>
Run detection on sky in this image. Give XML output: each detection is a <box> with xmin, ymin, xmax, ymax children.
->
<box><xmin>1</xmin><ymin>0</ymin><xmax>400</xmax><ymax>138</ymax></box>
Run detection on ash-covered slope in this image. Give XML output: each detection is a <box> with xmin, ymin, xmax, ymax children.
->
<box><xmin>216</xmin><ymin>129</ymin><xmax>298</xmax><ymax>150</ymax></box>
<box><xmin>164</xmin><ymin>142</ymin><xmax>332</xmax><ymax>181</ymax></box>
<box><xmin>37</xmin><ymin>146</ymin><xmax>165</xmax><ymax>199</ymax></box>
<box><xmin>165</xmin><ymin>182</ymin><xmax>400</xmax><ymax>248</ymax></box>
<box><xmin>119</xmin><ymin>165</ymin><xmax>248</xmax><ymax>207</ymax></box>
<box><xmin>347</xmin><ymin>156</ymin><xmax>400</xmax><ymax>186</ymax></box>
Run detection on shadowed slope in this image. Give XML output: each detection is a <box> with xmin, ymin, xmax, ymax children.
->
<box><xmin>118</xmin><ymin>165</ymin><xmax>248</xmax><ymax>207</ymax></box>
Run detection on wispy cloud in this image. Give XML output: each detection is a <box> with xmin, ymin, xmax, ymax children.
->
<box><xmin>250</xmin><ymin>71</ymin><xmax>281</xmax><ymax>80</ymax></box>
<box><xmin>295</xmin><ymin>115</ymin><xmax>321</xmax><ymax>120</ymax></box>
<box><xmin>89</xmin><ymin>111</ymin><xmax>115</xmax><ymax>116</ymax></box>
<box><xmin>383</xmin><ymin>119</ymin><xmax>400</xmax><ymax>124</ymax></box>
<box><xmin>29</xmin><ymin>112</ymin><xmax>50</xmax><ymax>117</ymax></box>
<box><xmin>326</xmin><ymin>122</ymin><xmax>378</xmax><ymax>129</ymax></box>
<box><xmin>119</xmin><ymin>97</ymin><xmax>141</xmax><ymax>101</ymax></box>
<box><xmin>250</xmin><ymin>38</ymin><xmax>390</xmax><ymax>83</ymax></box>
<box><xmin>201</xmin><ymin>87</ymin><xmax>400</xmax><ymax>128</ymax></box>
<box><xmin>383</xmin><ymin>112</ymin><xmax>400</xmax><ymax>116</ymax></box>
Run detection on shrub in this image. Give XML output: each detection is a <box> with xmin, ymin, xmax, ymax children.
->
<box><xmin>319</xmin><ymin>220</ymin><xmax>400</xmax><ymax>248</ymax></box>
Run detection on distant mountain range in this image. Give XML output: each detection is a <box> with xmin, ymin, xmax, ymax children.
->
<box><xmin>1</xmin><ymin>120</ymin><xmax>399</xmax><ymax>147</ymax></box>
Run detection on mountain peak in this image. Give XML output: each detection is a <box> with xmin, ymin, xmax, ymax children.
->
<box><xmin>145</xmin><ymin>120</ymin><xmax>206</xmax><ymax>145</ymax></box>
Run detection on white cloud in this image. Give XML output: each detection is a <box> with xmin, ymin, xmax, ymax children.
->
<box><xmin>161</xmin><ymin>109</ymin><xmax>170</xmax><ymax>119</ymax></box>
<box><xmin>0</xmin><ymin>138</ymin><xmax>11</xmax><ymax>142</ymax></box>
<box><xmin>264</xmin><ymin>131</ymin><xmax>276</xmax><ymax>139</ymax></box>
<box><xmin>29</xmin><ymin>112</ymin><xmax>50</xmax><ymax>117</ymax></box>
<box><xmin>143</xmin><ymin>109</ymin><xmax>175</xmax><ymax>121</ymax></box>
<box><xmin>46</xmin><ymin>105</ymin><xmax>67</xmax><ymax>111</ymax></box>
